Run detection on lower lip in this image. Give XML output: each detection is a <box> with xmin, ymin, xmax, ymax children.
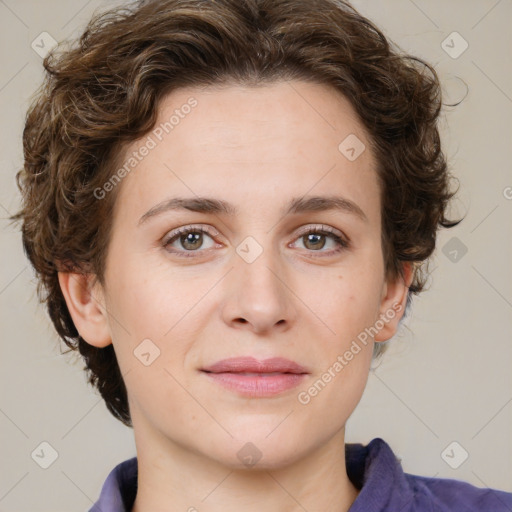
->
<box><xmin>202</xmin><ymin>372</ymin><xmax>307</xmax><ymax>397</ymax></box>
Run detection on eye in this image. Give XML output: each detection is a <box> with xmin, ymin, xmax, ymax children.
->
<box><xmin>162</xmin><ymin>225</ymin><xmax>219</xmax><ymax>257</ymax></box>
<box><xmin>290</xmin><ymin>224</ymin><xmax>349</xmax><ymax>256</ymax></box>
<box><xmin>162</xmin><ymin>223</ymin><xmax>349</xmax><ymax>259</ymax></box>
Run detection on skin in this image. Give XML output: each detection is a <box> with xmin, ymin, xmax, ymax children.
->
<box><xmin>59</xmin><ymin>80</ymin><xmax>412</xmax><ymax>512</ymax></box>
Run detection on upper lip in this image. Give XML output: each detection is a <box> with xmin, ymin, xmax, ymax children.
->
<box><xmin>201</xmin><ymin>357</ymin><xmax>309</xmax><ymax>374</ymax></box>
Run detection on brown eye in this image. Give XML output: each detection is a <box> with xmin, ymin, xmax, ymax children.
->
<box><xmin>163</xmin><ymin>226</ymin><xmax>217</xmax><ymax>256</ymax></box>
<box><xmin>302</xmin><ymin>232</ymin><xmax>327</xmax><ymax>250</ymax></box>
<box><xmin>291</xmin><ymin>225</ymin><xmax>349</xmax><ymax>256</ymax></box>
<box><xmin>178</xmin><ymin>232</ymin><xmax>204</xmax><ymax>250</ymax></box>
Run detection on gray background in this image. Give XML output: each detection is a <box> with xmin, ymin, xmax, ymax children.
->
<box><xmin>0</xmin><ymin>0</ymin><xmax>511</xmax><ymax>510</ymax></box>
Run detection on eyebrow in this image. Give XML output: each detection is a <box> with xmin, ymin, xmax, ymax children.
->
<box><xmin>138</xmin><ymin>194</ymin><xmax>368</xmax><ymax>225</ymax></box>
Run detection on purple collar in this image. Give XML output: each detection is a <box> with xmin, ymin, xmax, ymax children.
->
<box><xmin>89</xmin><ymin>437</ymin><xmax>512</xmax><ymax>512</ymax></box>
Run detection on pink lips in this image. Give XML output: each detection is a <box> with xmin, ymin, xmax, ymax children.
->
<box><xmin>201</xmin><ymin>357</ymin><xmax>309</xmax><ymax>397</ymax></box>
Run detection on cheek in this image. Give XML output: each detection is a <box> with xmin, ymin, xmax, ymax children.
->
<box><xmin>104</xmin><ymin>259</ymin><xmax>210</xmax><ymax>374</ymax></box>
<box><xmin>103</xmin><ymin>268</ymin><xmax>195</xmax><ymax>416</ymax></box>
<box><xmin>105</xmin><ymin>251</ymin><xmax>182</xmax><ymax>326</ymax></box>
<box><xmin>303</xmin><ymin>264</ymin><xmax>383</xmax><ymax>342</ymax></box>
<box><xmin>296</xmin><ymin>302</ymin><xmax>375</xmax><ymax>428</ymax></box>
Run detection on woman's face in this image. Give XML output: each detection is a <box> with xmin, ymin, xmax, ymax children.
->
<box><xmin>84</xmin><ymin>80</ymin><xmax>409</xmax><ymax>468</ymax></box>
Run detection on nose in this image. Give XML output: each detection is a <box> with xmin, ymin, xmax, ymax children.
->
<box><xmin>221</xmin><ymin>242</ymin><xmax>297</xmax><ymax>335</ymax></box>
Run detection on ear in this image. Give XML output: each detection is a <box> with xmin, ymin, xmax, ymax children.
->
<box><xmin>374</xmin><ymin>261</ymin><xmax>414</xmax><ymax>342</ymax></box>
<box><xmin>58</xmin><ymin>272</ymin><xmax>112</xmax><ymax>348</ymax></box>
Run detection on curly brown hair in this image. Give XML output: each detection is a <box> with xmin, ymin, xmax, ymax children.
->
<box><xmin>13</xmin><ymin>0</ymin><xmax>463</xmax><ymax>427</ymax></box>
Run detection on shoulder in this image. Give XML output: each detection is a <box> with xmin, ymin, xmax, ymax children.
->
<box><xmin>89</xmin><ymin>456</ymin><xmax>138</xmax><ymax>512</ymax></box>
<box><xmin>346</xmin><ymin>437</ymin><xmax>512</xmax><ymax>512</ymax></box>
<box><xmin>404</xmin><ymin>472</ymin><xmax>512</xmax><ymax>512</ymax></box>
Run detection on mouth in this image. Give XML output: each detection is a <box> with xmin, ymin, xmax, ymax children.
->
<box><xmin>201</xmin><ymin>356</ymin><xmax>309</xmax><ymax>375</ymax></box>
<box><xmin>206</xmin><ymin>371</ymin><xmax>295</xmax><ymax>376</ymax></box>
<box><xmin>200</xmin><ymin>357</ymin><xmax>309</xmax><ymax>397</ymax></box>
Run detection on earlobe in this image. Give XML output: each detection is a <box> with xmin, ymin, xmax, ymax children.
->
<box><xmin>58</xmin><ymin>272</ymin><xmax>112</xmax><ymax>348</ymax></box>
<box><xmin>374</xmin><ymin>262</ymin><xmax>414</xmax><ymax>342</ymax></box>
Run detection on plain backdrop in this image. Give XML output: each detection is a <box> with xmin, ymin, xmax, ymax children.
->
<box><xmin>0</xmin><ymin>0</ymin><xmax>511</xmax><ymax>510</ymax></box>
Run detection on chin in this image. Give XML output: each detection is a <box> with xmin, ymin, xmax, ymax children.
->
<box><xmin>218</xmin><ymin>446</ymin><xmax>304</xmax><ymax>472</ymax></box>
<box><xmin>205</xmin><ymin>427</ymin><xmax>306</xmax><ymax>470</ymax></box>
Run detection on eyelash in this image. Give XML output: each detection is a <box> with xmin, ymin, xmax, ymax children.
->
<box><xmin>162</xmin><ymin>224</ymin><xmax>350</xmax><ymax>258</ymax></box>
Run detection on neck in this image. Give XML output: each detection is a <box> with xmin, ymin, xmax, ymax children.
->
<box><xmin>131</xmin><ymin>420</ymin><xmax>360</xmax><ymax>512</ymax></box>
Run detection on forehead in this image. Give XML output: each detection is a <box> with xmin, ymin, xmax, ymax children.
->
<box><xmin>154</xmin><ymin>80</ymin><xmax>370</xmax><ymax>155</ymax></box>
<box><xmin>113</xmin><ymin>80</ymin><xmax>380</xmax><ymax>226</ymax></box>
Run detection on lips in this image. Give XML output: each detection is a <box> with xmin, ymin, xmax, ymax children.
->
<box><xmin>201</xmin><ymin>356</ymin><xmax>308</xmax><ymax>375</ymax></box>
<box><xmin>201</xmin><ymin>357</ymin><xmax>308</xmax><ymax>397</ymax></box>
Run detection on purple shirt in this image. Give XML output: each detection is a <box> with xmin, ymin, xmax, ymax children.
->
<box><xmin>89</xmin><ymin>437</ymin><xmax>512</xmax><ymax>511</ymax></box>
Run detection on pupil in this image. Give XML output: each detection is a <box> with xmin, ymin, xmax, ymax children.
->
<box><xmin>305</xmin><ymin>233</ymin><xmax>325</xmax><ymax>250</ymax></box>
<box><xmin>182</xmin><ymin>233</ymin><xmax>202</xmax><ymax>249</ymax></box>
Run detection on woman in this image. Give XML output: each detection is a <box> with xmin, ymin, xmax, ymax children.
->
<box><xmin>14</xmin><ymin>0</ymin><xmax>512</xmax><ymax>510</ymax></box>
